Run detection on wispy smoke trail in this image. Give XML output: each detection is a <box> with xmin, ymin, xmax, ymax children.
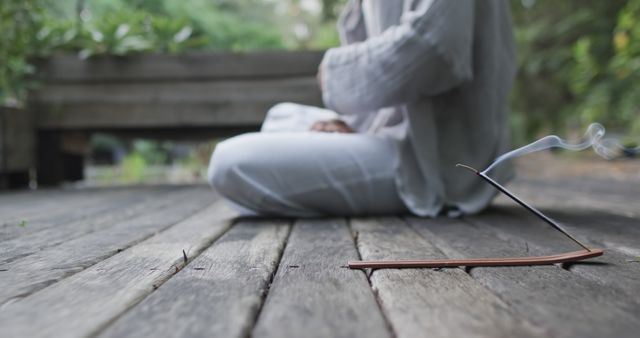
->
<box><xmin>482</xmin><ymin>123</ymin><xmax>639</xmax><ymax>174</ymax></box>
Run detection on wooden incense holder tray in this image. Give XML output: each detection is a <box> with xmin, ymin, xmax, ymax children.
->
<box><xmin>348</xmin><ymin>248</ymin><xmax>604</xmax><ymax>269</ymax></box>
<box><xmin>348</xmin><ymin>165</ymin><xmax>606</xmax><ymax>270</ymax></box>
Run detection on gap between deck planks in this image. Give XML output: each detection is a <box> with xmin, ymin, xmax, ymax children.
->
<box><xmin>493</xmin><ymin>181</ymin><xmax>640</xmax><ymax>256</ymax></box>
<box><xmin>252</xmin><ymin>218</ymin><xmax>390</xmax><ymax>338</ymax></box>
<box><xmin>0</xmin><ymin>186</ymin><xmax>216</xmax><ymax>306</ymax></box>
<box><xmin>99</xmin><ymin>218</ymin><xmax>291</xmax><ymax>338</ymax></box>
<box><xmin>406</xmin><ymin>216</ymin><xmax>640</xmax><ymax>338</ymax></box>
<box><xmin>1</xmin><ymin>180</ymin><xmax>638</xmax><ymax>338</ymax></box>
<box><xmin>473</xmin><ymin>206</ymin><xmax>640</xmax><ymax>297</ymax></box>
<box><xmin>350</xmin><ymin>217</ymin><xmax>543</xmax><ymax>338</ymax></box>
<box><xmin>543</xmin><ymin>209</ymin><xmax>640</xmax><ymax>257</ymax></box>
<box><xmin>0</xmin><ymin>200</ymin><xmax>237</xmax><ymax>338</ymax></box>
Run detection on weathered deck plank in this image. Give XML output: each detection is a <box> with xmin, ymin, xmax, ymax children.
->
<box><xmin>0</xmin><ymin>186</ymin><xmax>162</xmax><ymax>241</ymax></box>
<box><xmin>0</xmin><ymin>187</ymin><xmax>202</xmax><ymax>264</ymax></box>
<box><xmin>99</xmin><ymin>219</ymin><xmax>290</xmax><ymax>338</ymax></box>
<box><xmin>472</xmin><ymin>207</ymin><xmax>640</xmax><ymax>297</ymax></box>
<box><xmin>0</xmin><ymin>186</ymin><xmax>139</xmax><ymax>220</ymax></box>
<box><xmin>0</xmin><ymin>175</ymin><xmax>637</xmax><ymax>338</ymax></box>
<box><xmin>350</xmin><ymin>217</ymin><xmax>543</xmax><ymax>338</ymax></box>
<box><xmin>502</xmin><ymin>179</ymin><xmax>639</xmax><ymax>218</ymax></box>
<box><xmin>494</xmin><ymin>186</ymin><xmax>640</xmax><ymax>256</ymax></box>
<box><xmin>0</xmin><ymin>187</ymin><xmax>215</xmax><ymax>305</ymax></box>
<box><xmin>0</xmin><ymin>201</ymin><xmax>236</xmax><ymax>338</ymax></box>
<box><xmin>0</xmin><ymin>187</ymin><xmax>76</xmax><ymax>208</ymax></box>
<box><xmin>544</xmin><ymin>210</ymin><xmax>640</xmax><ymax>257</ymax></box>
<box><xmin>407</xmin><ymin>216</ymin><xmax>640</xmax><ymax>338</ymax></box>
<box><xmin>252</xmin><ymin>218</ymin><xmax>390</xmax><ymax>338</ymax></box>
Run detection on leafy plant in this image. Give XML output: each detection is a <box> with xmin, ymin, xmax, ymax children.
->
<box><xmin>0</xmin><ymin>0</ymin><xmax>45</xmax><ymax>106</ymax></box>
<box><xmin>510</xmin><ymin>0</ymin><xmax>639</xmax><ymax>143</ymax></box>
<box><xmin>38</xmin><ymin>10</ymin><xmax>211</xmax><ymax>59</ymax></box>
<box><xmin>120</xmin><ymin>152</ymin><xmax>147</xmax><ymax>183</ymax></box>
<box><xmin>147</xmin><ymin>16</ymin><xmax>209</xmax><ymax>54</ymax></box>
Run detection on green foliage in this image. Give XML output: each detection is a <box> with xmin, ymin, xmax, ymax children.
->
<box><xmin>1</xmin><ymin>0</ymin><xmax>302</xmax><ymax>106</ymax></box>
<box><xmin>119</xmin><ymin>140</ymin><xmax>172</xmax><ymax>183</ymax></box>
<box><xmin>511</xmin><ymin>0</ymin><xmax>639</xmax><ymax>143</ymax></box>
<box><xmin>308</xmin><ymin>23</ymin><xmax>341</xmax><ymax>49</ymax></box>
<box><xmin>77</xmin><ymin>10</ymin><xmax>153</xmax><ymax>58</ymax></box>
<box><xmin>33</xmin><ymin>5</ymin><xmax>214</xmax><ymax>58</ymax></box>
<box><xmin>120</xmin><ymin>152</ymin><xmax>147</xmax><ymax>183</ymax></box>
<box><xmin>583</xmin><ymin>0</ymin><xmax>640</xmax><ymax>139</ymax></box>
<box><xmin>131</xmin><ymin>140</ymin><xmax>169</xmax><ymax>165</ymax></box>
<box><xmin>147</xmin><ymin>16</ymin><xmax>208</xmax><ymax>54</ymax></box>
<box><xmin>71</xmin><ymin>10</ymin><xmax>212</xmax><ymax>58</ymax></box>
<box><xmin>161</xmin><ymin>0</ymin><xmax>284</xmax><ymax>51</ymax></box>
<box><xmin>38</xmin><ymin>0</ymin><xmax>287</xmax><ymax>54</ymax></box>
<box><xmin>6</xmin><ymin>0</ymin><xmax>637</xmax><ymax>144</ymax></box>
<box><xmin>0</xmin><ymin>0</ymin><xmax>45</xmax><ymax>105</ymax></box>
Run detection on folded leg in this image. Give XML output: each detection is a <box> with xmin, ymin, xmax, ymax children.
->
<box><xmin>208</xmin><ymin>132</ymin><xmax>407</xmax><ymax>217</ymax></box>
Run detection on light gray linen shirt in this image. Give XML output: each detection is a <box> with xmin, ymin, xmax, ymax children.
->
<box><xmin>320</xmin><ymin>0</ymin><xmax>516</xmax><ymax>216</ymax></box>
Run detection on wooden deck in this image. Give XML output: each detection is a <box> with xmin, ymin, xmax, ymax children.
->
<box><xmin>0</xmin><ymin>174</ymin><xmax>639</xmax><ymax>337</ymax></box>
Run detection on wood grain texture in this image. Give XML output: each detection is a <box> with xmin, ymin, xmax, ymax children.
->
<box><xmin>0</xmin><ymin>186</ymin><xmax>198</xmax><ymax>264</ymax></box>
<box><xmin>31</xmin><ymin>78</ymin><xmax>320</xmax><ymax>103</ymax></box>
<box><xmin>407</xmin><ymin>216</ymin><xmax>640</xmax><ymax>338</ymax></box>
<box><xmin>33</xmin><ymin>101</ymin><xmax>319</xmax><ymax>129</ymax></box>
<box><xmin>252</xmin><ymin>218</ymin><xmax>390</xmax><ymax>338</ymax></box>
<box><xmin>473</xmin><ymin>207</ymin><xmax>640</xmax><ymax>297</ymax></box>
<box><xmin>351</xmin><ymin>217</ymin><xmax>543</xmax><ymax>338</ymax></box>
<box><xmin>494</xmin><ymin>179</ymin><xmax>640</xmax><ymax>256</ymax></box>
<box><xmin>99</xmin><ymin>219</ymin><xmax>290</xmax><ymax>338</ymax></box>
<box><xmin>543</xmin><ymin>210</ymin><xmax>640</xmax><ymax>257</ymax></box>
<box><xmin>0</xmin><ymin>200</ymin><xmax>237</xmax><ymax>338</ymax></box>
<box><xmin>31</xmin><ymin>78</ymin><xmax>321</xmax><ymax>129</ymax></box>
<box><xmin>0</xmin><ymin>186</ymin><xmax>135</xmax><ymax>221</ymax></box>
<box><xmin>33</xmin><ymin>51</ymin><xmax>324</xmax><ymax>82</ymax></box>
<box><xmin>0</xmin><ymin>186</ymin><xmax>215</xmax><ymax>305</ymax></box>
<box><xmin>0</xmin><ymin>187</ymin><xmax>148</xmax><ymax>241</ymax></box>
<box><xmin>0</xmin><ymin>188</ymin><xmax>88</xmax><ymax>217</ymax></box>
<box><xmin>0</xmin><ymin>186</ymin><xmax>70</xmax><ymax>205</ymax></box>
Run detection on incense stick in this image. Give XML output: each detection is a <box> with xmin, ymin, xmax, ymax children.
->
<box><xmin>346</xmin><ymin>164</ymin><xmax>602</xmax><ymax>269</ymax></box>
<box><xmin>455</xmin><ymin>164</ymin><xmax>591</xmax><ymax>251</ymax></box>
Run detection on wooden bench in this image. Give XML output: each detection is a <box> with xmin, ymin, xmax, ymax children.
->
<box><xmin>0</xmin><ymin>173</ymin><xmax>638</xmax><ymax>337</ymax></box>
<box><xmin>29</xmin><ymin>50</ymin><xmax>324</xmax><ymax>185</ymax></box>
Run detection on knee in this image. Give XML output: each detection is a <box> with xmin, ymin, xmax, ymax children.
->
<box><xmin>207</xmin><ymin>134</ymin><xmax>259</xmax><ymax>199</ymax></box>
<box><xmin>207</xmin><ymin>139</ymin><xmax>235</xmax><ymax>196</ymax></box>
<box><xmin>268</xmin><ymin>102</ymin><xmax>297</xmax><ymax>114</ymax></box>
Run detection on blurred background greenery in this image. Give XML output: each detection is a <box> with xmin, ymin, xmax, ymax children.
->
<box><xmin>510</xmin><ymin>0</ymin><xmax>640</xmax><ymax>145</ymax></box>
<box><xmin>1</xmin><ymin>0</ymin><xmax>343</xmax><ymax>105</ymax></box>
<box><xmin>1</xmin><ymin>0</ymin><xmax>638</xmax><ymax>184</ymax></box>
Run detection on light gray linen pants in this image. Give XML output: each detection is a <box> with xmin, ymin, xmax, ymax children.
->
<box><xmin>207</xmin><ymin>131</ymin><xmax>407</xmax><ymax>217</ymax></box>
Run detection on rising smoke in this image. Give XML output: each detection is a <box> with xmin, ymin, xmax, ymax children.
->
<box><xmin>482</xmin><ymin>123</ymin><xmax>639</xmax><ymax>174</ymax></box>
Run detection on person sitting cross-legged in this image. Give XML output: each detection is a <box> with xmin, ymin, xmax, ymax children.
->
<box><xmin>208</xmin><ymin>0</ymin><xmax>516</xmax><ymax>217</ymax></box>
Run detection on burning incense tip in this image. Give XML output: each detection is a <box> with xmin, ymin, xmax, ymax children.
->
<box><xmin>455</xmin><ymin>164</ymin><xmax>479</xmax><ymax>173</ymax></box>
